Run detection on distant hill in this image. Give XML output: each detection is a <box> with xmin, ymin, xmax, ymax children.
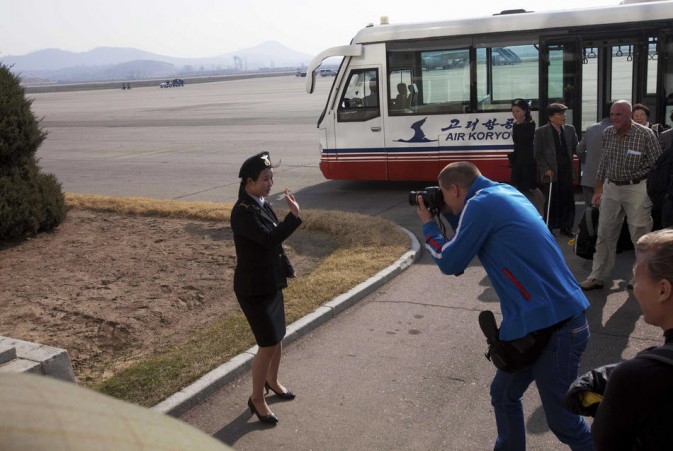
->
<box><xmin>1</xmin><ymin>42</ymin><xmax>315</xmax><ymax>84</ymax></box>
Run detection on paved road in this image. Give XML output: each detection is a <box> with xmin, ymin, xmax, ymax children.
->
<box><xmin>32</xmin><ymin>75</ymin><xmax>336</xmax><ymax>203</ymax></box>
<box><xmin>30</xmin><ymin>77</ymin><xmax>661</xmax><ymax>449</ymax></box>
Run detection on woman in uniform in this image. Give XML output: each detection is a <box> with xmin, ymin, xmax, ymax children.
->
<box><xmin>231</xmin><ymin>151</ymin><xmax>302</xmax><ymax>425</ymax></box>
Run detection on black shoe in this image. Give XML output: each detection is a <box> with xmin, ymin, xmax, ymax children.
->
<box><xmin>248</xmin><ymin>397</ymin><xmax>278</xmax><ymax>425</ymax></box>
<box><xmin>265</xmin><ymin>381</ymin><xmax>296</xmax><ymax>400</ymax></box>
<box><xmin>560</xmin><ymin>228</ymin><xmax>575</xmax><ymax>237</ymax></box>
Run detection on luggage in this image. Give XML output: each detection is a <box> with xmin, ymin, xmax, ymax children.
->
<box><xmin>574</xmin><ymin>206</ymin><xmax>599</xmax><ymax>259</ymax></box>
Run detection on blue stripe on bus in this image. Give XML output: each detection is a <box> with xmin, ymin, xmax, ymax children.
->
<box><xmin>322</xmin><ymin>145</ymin><xmax>512</xmax><ymax>154</ymax></box>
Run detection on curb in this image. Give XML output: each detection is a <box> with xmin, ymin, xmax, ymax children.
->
<box><xmin>153</xmin><ymin>227</ymin><xmax>421</xmax><ymax>417</ymax></box>
<box><xmin>0</xmin><ymin>336</ymin><xmax>77</xmax><ymax>383</ymax></box>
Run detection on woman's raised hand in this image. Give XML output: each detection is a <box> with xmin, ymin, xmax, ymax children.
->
<box><xmin>284</xmin><ymin>187</ymin><xmax>300</xmax><ymax>218</ymax></box>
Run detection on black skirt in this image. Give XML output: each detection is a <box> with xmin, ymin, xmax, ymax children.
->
<box><xmin>236</xmin><ymin>291</ymin><xmax>286</xmax><ymax>347</ymax></box>
<box><xmin>511</xmin><ymin>163</ymin><xmax>539</xmax><ymax>191</ymax></box>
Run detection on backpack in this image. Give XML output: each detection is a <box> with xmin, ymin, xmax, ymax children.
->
<box><xmin>564</xmin><ymin>343</ymin><xmax>673</xmax><ymax>417</ymax></box>
<box><xmin>647</xmin><ymin>146</ymin><xmax>673</xmax><ymax>204</ymax></box>
<box><xmin>574</xmin><ymin>206</ymin><xmax>600</xmax><ymax>259</ymax></box>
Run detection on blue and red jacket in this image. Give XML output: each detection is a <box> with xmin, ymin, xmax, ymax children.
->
<box><xmin>423</xmin><ymin>176</ymin><xmax>589</xmax><ymax>340</ymax></box>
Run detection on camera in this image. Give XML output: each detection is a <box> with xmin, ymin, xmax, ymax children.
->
<box><xmin>408</xmin><ymin>186</ymin><xmax>444</xmax><ymax>211</ymax></box>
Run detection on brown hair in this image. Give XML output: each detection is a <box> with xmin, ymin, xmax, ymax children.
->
<box><xmin>636</xmin><ymin>229</ymin><xmax>673</xmax><ymax>283</ymax></box>
<box><xmin>633</xmin><ymin>103</ymin><xmax>651</xmax><ymax>118</ymax></box>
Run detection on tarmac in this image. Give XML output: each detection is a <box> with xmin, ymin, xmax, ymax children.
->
<box><xmin>160</xmin><ymin>223</ymin><xmax>658</xmax><ymax>451</ymax></box>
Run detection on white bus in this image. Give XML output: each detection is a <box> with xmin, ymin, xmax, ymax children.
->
<box><xmin>306</xmin><ymin>1</ymin><xmax>673</xmax><ymax>181</ymax></box>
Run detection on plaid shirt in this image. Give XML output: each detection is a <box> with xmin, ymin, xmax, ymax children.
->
<box><xmin>597</xmin><ymin>122</ymin><xmax>662</xmax><ymax>183</ymax></box>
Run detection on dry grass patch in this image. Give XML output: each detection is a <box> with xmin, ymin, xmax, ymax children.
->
<box><xmin>57</xmin><ymin>194</ymin><xmax>409</xmax><ymax>406</ymax></box>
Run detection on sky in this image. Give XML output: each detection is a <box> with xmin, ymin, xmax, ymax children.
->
<box><xmin>0</xmin><ymin>0</ymin><xmax>635</xmax><ymax>58</ymax></box>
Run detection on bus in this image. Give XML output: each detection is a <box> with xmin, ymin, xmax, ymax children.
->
<box><xmin>305</xmin><ymin>1</ymin><xmax>673</xmax><ymax>182</ymax></box>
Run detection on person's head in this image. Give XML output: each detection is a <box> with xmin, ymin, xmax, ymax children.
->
<box><xmin>610</xmin><ymin>100</ymin><xmax>633</xmax><ymax>133</ymax></box>
<box><xmin>634</xmin><ymin>229</ymin><xmax>673</xmax><ymax>330</ymax></box>
<box><xmin>238</xmin><ymin>151</ymin><xmax>276</xmax><ymax>198</ymax></box>
<box><xmin>546</xmin><ymin>103</ymin><xmax>567</xmax><ymax>129</ymax></box>
<box><xmin>397</xmin><ymin>82</ymin><xmax>408</xmax><ymax>95</ymax></box>
<box><xmin>511</xmin><ymin>98</ymin><xmax>532</xmax><ymax>123</ymax></box>
<box><xmin>437</xmin><ymin>162</ymin><xmax>481</xmax><ymax>215</ymax></box>
<box><xmin>632</xmin><ymin>103</ymin><xmax>650</xmax><ymax>126</ymax></box>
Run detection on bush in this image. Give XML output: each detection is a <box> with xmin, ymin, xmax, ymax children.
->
<box><xmin>36</xmin><ymin>171</ymin><xmax>67</xmax><ymax>232</ymax></box>
<box><xmin>0</xmin><ymin>165</ymin><xmax>65</xmax><ymax>240</ymax></box>
<box><xmin>0</xmin><ymin>63</ymin><xmax>65</xmax><ymax>241</ymax></box>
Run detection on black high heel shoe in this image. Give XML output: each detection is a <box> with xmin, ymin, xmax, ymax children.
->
<box><xmin>265</xmin><ymin>381</ymin><xmax>296</xmax><ymax>400</ymax></box>
<box><xmin>248</xmin><ymin>397</ymin><xmax>278</xmax><ymax>425</ymax></box>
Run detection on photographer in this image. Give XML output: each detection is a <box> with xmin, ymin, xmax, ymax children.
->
<box><xmin>415</xmin><ymin>162</ymin><xmax>593</xmax><ymax>450</ymax></box>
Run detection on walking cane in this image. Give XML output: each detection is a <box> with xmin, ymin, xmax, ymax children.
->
<box><xmin>546</xmin><ymin>181</ymin><xmax>553</xmax><ymax>227</ymax></box>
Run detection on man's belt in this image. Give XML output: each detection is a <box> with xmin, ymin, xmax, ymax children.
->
<box><xmin>608</xmin><ymin>176</ymin><xmax>647</xmax><ymax>186</ymax></box>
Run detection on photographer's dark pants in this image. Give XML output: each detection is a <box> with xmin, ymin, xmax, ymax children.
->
<box><xmin>490</xmin><ymin>313</ymin><xmax>593</xmax><ymax>450</ymax></box>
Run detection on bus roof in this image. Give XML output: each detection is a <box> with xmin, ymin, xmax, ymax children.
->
<box><xmin>350</xmin><ymin>1</ymin><xmax>673</xmax><ymax>44</ymax></box>
<box><xmin>306</xmin><ymin>1</ymin><xmax>673</xmax><ymax>93</ymax></box>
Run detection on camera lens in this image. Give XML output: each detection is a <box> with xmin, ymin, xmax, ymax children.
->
<box><xmin>408</xmin><ymin>187</ymin><xmax>443</xmax><ymax>210</ymax></box>
<box><xmin>408</xmin><ymin>191</ymin><xmax>423</xmax><ymax>206</ymax></box>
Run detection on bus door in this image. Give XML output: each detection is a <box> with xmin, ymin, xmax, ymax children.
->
<box><xmin>577</xmin><ymin>33</ymin><xmax>672</xmax><ymax>130</ymax></box>
<box><xmin>577</xmin><ymin>39</ymin><xmax>639</xmax><ymax>130</ymax></box>
<box><xmin>331</xmin><ymin>66</ymin><xmax>386</xmax><ymax>180</ymax></box>
<box><xmin>539</xmin><ymin>38</ymin><xmax>581</xmax><ymax>129</ymax></box>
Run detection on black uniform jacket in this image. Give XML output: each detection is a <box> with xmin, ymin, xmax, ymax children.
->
<box><xmin>231</xmin><ymin>192</ymin><xmax>302</xmax><ymax>297</ymax></box>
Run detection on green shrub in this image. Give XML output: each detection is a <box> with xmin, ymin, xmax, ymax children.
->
<box><xmin>36</xmin><ymin>171</ymin><xmax>66</xmax><ymax>232</ymax></box>
<box><xmin>0</xmin><ymin>63</ymin><xmax>65</xmax><ymax>241</ymax></box>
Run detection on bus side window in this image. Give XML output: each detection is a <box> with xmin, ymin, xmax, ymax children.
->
<box><xmin>388</xmin><ymin>69</ymin><xmax>412</xmax><ymax>114</ymax></box>
<box><xmin>338</xmin><ymin>69</ymin><xmax>381</xmax><ymax>122</ymax></box>
<box><xmin>476</xmin><ymin>44</ymin><xmax>540</xmax><ymax>112</ymax></box>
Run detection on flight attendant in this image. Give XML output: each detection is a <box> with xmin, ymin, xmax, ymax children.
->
<box><xmin>231</xmin><ymin>151</ymin><xmax>302</xmax><ymax>425</ymax></box>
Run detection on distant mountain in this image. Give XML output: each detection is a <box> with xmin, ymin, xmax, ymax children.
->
<box><xmin>1</xmin><ymin>42</ymin><xmax>315</xmax><ymax>83</ymax></box>
<box><xmin>1</xmin><ymin>47</ymin><xmax>173</xmax><ymax>71</ymax></box>
<box><xmin>221</xmin><ymin>41</ymin><xmax>313</xmax><ymax>69</ymax></box>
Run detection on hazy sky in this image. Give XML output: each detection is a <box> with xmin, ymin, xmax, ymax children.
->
<box><xmin>1</xmin><ymin>0</ymin><xmax>629</xmax><ymax>58</ymax></box>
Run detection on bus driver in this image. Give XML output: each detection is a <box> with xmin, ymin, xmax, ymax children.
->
<box><xmin>362</xmin><ymin>78</ymin><xmax>378</xmax><ymax>107</ymax></box>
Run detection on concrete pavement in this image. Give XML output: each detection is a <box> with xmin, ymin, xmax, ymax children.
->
<box><xmin>173</xmin><ymin>228</ymin><xmax>657</xmax><ymax>450</ymax></box>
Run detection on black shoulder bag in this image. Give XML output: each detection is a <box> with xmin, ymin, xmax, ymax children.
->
<box><xmin>478</xmin><ymin>310</ymin><xmax>557</xmax><ymax>373</ymax></box>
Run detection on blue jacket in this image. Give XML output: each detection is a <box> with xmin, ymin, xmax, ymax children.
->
<box><xmin>423</xmin><ymin>176</ymin><xmax>589</xmax><ymax>340</ymax></box>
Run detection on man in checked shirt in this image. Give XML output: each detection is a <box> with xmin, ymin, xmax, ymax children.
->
<box><xmin>579</xmin><ymin>100</ymin><xmax>662</xmax><ymax>291</ymax></box>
